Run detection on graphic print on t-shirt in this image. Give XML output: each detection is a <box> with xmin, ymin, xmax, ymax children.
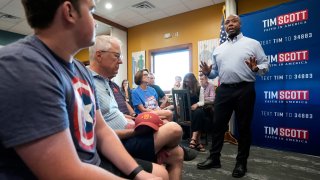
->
<box><xmin>145</xmin><ymin>95</ymin><xmax>158</xmax><ymax>110</ymax></box>
<box><xmin>72</xmin><ymin>77</ymin><xmax>96</xmax><ymax>151</ymax></box>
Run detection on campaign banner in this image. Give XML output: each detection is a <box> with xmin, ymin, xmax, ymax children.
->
<box><xmin>240</xmin><ymin>0</ymin><xmax>320</xmax><ymax>156</ymax></box>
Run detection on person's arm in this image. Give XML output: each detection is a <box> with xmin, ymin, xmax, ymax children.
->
<box><xmin>204</xmin><ymin>84</ymin><xmax>215</xmax><ymax>102</ymax></box>
<box><xmin>207</xmin><ymin>57</ymin><xmax>219</xmax><ymax>79</ymax></box>
<box><xmin>246</xmin><ymin>41</ymin><xmax>269</xmax><ymax>76</ymax></box>
<box><xmin>255</xmin><ymin>42</ymin><xmax>270</xmax><ymax>76</ymax></box>
<box><xmin>159</xmin><ymin>95</ymin><xmax>168</xmax><ymax>109</ymax></box>
<box><xmin>15</xmin><ymin>129</ymin><xmax>124</xmax><ymax>180</ymax></box>
<box><xmin>131</xmin><ymin>89</ymin><xmax>148</xmax><ymax>113</ymax></box>
<box><xmin>197</xmin><ymin>87</ymin><xmax>205</xmax><ymax>107</ymax></box>
<box><xmin>200</xmin><ymin>55</ymin><xmax>219</xmax><ymax>80</ymax></box>
<box><xmin>124</xmin><ymin>114</ymin><xmax>135</xmax><ymax>120</ymax></box>
<box><xmin>95</xmin><ymin>110</ymin><xmax>155</xmax><ymax>179</ymax></box>
<box><xmin>126</xmin><ymin>101</ymin><xmax>136</xmax><ymax>116</ymax></box>
<box><xmin>114</xmin><ymin>129</ymin><xmax>136</xmax><ymax>140</ymax></box>
<box><xmin>137</xmin><ymin>104</ymin><xmax>152</xmax><ymax>112</ymax></box>
<box><xmin>155</xmin><ymin>86</ymin><xmax>168</xmax><ymax>109</ymax></box>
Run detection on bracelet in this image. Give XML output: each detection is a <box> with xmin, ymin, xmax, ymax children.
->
<box><xmin>128</xmin><ymin>165</ymin><xmax>143</xmax><ymax>179</ymax></box>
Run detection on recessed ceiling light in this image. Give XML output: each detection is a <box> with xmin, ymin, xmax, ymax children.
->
<box><xmin>105</xmin><ymin>3</ymin><xmax>112</xmax><ymax>9</ymax></box>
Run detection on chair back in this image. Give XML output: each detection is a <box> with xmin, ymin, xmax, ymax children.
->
<box><xmin>172</xmin><ymin>89</ymin><xmax>192</xmax><ymax>138</ymax></box>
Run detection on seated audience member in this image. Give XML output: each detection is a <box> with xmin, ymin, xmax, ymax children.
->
<box><xmin>121</xmin><ymin>79</ymin><xmax>133</xmax><ymax>107</ymax></box>
<box><xmin>110</xmin><ymin>76</ymin><xmax>197</xmax><ymax>162</ymax></box>
<box><xmin>173</xmin><ymin>76</ymin><xmax>183</xmax><ymax>90</ymax></box>
<box><xmin>148</xmin><ymin>73</ymin><xmax>169</xmax><ymax>109</ymax></box>
<box><xmin>132</xmin><ymin>69</ymin><xmax>173</xmax><ymax>121</ymax></box>
<box><xmin>198</xmin><ymin>73</ymin><xmax>216</xmax><ymax>134</ymax></box>
<box><xmin>0</xmin><ymin>1</ymin><xmax>166</xmax><ymax>179</ymax></box>
<box><xmin>199</xmin><ymin>73</ymin><xmax>215</xmax><ymax>104</ymax></box>
<box><xmin>213</xmin><ymin>76</ymin><xmax>220</xmax><ymax>91</ymax></box>
<box><xmin>88</xmin><ymin>35</ymin><xmax>184</xmax><ymax>180</ymax></box>
<box><xmin>183</xmin><ymin>73</ymin><xmax>208</xmax><ymax>152</ymax></box>
<box><xmin>110</xmin><ymin>79</ymin><xmax>136</xmax><ymax>119</ymax></box>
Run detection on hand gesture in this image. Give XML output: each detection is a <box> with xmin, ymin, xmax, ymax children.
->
<box><xmin>245</xmin><ymin>56</ymin><xmax>258</xmax><ymax>72</ymax></box>
<box><xmin>199</xmin><ymin>61</ymin><xmax>212</xmax><ymax>76</ymax></box>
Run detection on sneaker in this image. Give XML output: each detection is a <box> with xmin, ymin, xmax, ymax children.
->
<box><xmin>181</xmin><ymin>145</ymin><xmax>197</xmax><ymax>161</ymax></box>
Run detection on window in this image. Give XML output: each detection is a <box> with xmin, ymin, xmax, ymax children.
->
<box><xmin>149</xmin><ymin>44</ymin><xmax>192</xmax><ymax>92</ymax></box>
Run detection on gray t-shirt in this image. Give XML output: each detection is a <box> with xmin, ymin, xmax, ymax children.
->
<box><xmin>0</xmin><ymin>35</ymin><xmax>99</xmax><ymax>179</ymax></box>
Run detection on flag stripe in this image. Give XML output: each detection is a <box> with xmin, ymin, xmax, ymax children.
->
<box><xmin>219</xmin><ymin>16</ymin><xmax>227</xmax><ymax>45</ymax></box>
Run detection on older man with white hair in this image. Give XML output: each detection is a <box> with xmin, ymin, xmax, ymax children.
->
<box><xmin>88</xmin><ymin>35</ymin><xmax>189</xmax><ymax>180</ymax></box>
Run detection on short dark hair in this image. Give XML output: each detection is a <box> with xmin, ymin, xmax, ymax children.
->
<box><xmin>22</xmin><ymin>0</ymin><xmax>80</xmax><ymax>29</ymax></box>
<box><xmin>134</xmin><ymin>69</ymin><xmax>149</xmax><ymax>85</ymax></box>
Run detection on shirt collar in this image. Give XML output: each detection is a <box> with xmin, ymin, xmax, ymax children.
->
<box><xmin>88</xmin><ymin>68</ymin><xmax>110</xmax><ymax>81</ymax></box>
<box><xmin>227</xmin><ymin>32</ymin><xmax>243</xmax><ymax>42</ymax></box>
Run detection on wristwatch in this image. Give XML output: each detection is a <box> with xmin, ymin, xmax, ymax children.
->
<box><xmin>132</xmin><ymin>113</ymin><xmax>137</xmax><ymax>117</ymax></box>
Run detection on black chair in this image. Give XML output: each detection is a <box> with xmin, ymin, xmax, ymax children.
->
<box><xmin>172</xmin><ymin>89</ymin><xmax>192</xmax><ymax>139</ymax></box>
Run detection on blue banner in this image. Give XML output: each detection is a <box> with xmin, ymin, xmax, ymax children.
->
<box><xmin>241</xmin><ymin>0</ymin><xmax>320</xmax><ymax>156</ymax></box>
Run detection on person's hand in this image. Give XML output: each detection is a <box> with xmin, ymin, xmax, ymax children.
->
<box><xmin>191</xmin><ymin>104</ymin><xmax>198</xmax><ymax>110</ymax></box>
<box><xmin>125</xmin><ymin>114</ymin><xmax>135</xmax><ymax>120</ymax></box>
<box><xmin>159</xmin><ymin>104</ymin><xmax>166</xmax><ymax>109</ymax></box>
<box><xmin>199</xmin><ymin>61</ymin><xmax>212</xmax><ymax>76</ymax></box>
<box><xmin>245</xmin><ymin>56</ymin><xmax>259</xmax><ymax>72</ymax></box>
<box><xmin>125</xmin><ymin>119</ymin><xmax>135</xmax><ymax>129</ymax></box>
<box><xmin>134</xmin><ymin>170</ymin><xmax>162</xmax><ymax>180</ymax></box>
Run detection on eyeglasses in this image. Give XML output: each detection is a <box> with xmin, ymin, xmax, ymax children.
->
<box><xmin>99</xmin><ymin>50</ymin><xmax>123</xmax><ymax>60</ymax></box>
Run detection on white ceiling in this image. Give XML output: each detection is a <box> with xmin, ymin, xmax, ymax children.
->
<box><xmin>0</xmin><ymin>0</ymin><xmax>224</xmax><ymax>35</ymax></box>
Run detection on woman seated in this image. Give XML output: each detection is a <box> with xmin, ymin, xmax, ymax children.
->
<box><xmin>132</xmin><ymin>69</ymin><xmax>173</xmax><ymax>121</ymax></box>
<box><xmin>173</xmin><ymin>75</ymin><xmax>182</xmax><ymax>90</ymax></box>
<box><xmin>120</xmin><ymin>79</ymin><xmax>133</xmax><ymax>108</ymax></box>
<box><xmin>183</xmin><ymin>73</ymin><xmax>208</xmax><ymax>152</ymax></box>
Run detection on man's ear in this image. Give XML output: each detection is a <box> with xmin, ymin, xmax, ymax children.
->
<box><xmin>62</xmin><ymin>1</ymin><xmax>77</xmax><ymax>24</ymax></box>
<box><xmin>96</xmin><ymin>51</ymin><xmax>102</xmax><ymax>63</ymax></box>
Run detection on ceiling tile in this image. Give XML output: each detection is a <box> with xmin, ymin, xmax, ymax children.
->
<box><xmin>95</xmin><ymin>20</ymin><xmax>111</xmax><ymax>35</ymax></box>
<box><xmin>1</xmin><ymin>0</ymin><xmax>25</xmax><ymax>18</ymax></box>
<box><xmin>182</xmin><ymin>0</ymin><xmax>213</xmax><ymax>10</ymax></box>
<box><xmin>8</xmin><ymin>20</ymin><xmax>32</xmax><ymax>35</ymax></box>
<box><xmin>0</xmin><ymin>20</ymin><xmax>15</xmax><ymax>30</ymax></box>
<box><xmin>213</xmin><ymin>0</ymin><xmax>225</xmax><ymax>4</ymax></box>
<box><xmin>162</xmin><ymin>3</ymin><xmax>189</xmax><ymax>16</ymax></box>
<box><xmin>126</xmin><ymin>15</ymin><xmax>149</xmax><ymax>26</ymax></box>
<box><xmin>0</xmin><ymin>0</ymin><xmax>225</xmax><ymax>34</ymax></box>
<box><xmin>0</xmin><ymin>0</ymin><xmax>11</xmax><ymax>10</ymax></box>
<box><xmin>130</xmin><ymin>6</ymin><xmax>158</xmax><ymax>15</ymax></box>
<box><xmin>143</xmin><ymin>10</ymin><xmax>168</xmax><ymax>21</ymax></box>
<box><xmin>147</xmin><ymin>0</ymin><xmax>181</xmax><ymax>9</ymax></box>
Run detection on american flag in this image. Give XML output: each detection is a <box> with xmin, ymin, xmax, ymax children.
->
<box><xmin>219</xmin><ymin>15</ymin><xmax>227</xmax><ymax>45</ymax></box>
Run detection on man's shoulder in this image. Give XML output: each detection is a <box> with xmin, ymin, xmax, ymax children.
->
<box><xmin>242</xmin><ymin>35</ymin><xmax>260</xmax><ymax>45</ymax></box>
<box><xmin>1</xmin><ymin>36</ymin><xmax>41</xmax><ymax>58</ymax></box>
<box><xmin>4</xmin><ymin>36</ymin><xmax>64</xmax><ymax>68</ymax></box>
<box><xmin>149</xmin><ymin>84</ymin><xmax>160</xmax><ymax>90</ymax></box>
<box><xmin>111</xmin><ymin>81</ymin><xmax>120</xmax><ymax>89</ymax></box>
<box><xmin>147</xmin><ymin>86</ymin><xmax>158</xmax><ymax>92</ymax></box>
<box><xmin>132</xmin><ymin>87</ymin><xmax>141</xmax><ymax>94</ymax></box>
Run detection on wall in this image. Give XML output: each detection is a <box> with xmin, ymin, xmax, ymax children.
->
<box><xmin>75</xmin><ymin>48</ymin><xmax>89</xmax><ymax>62</ymax></box>
<box><xmin>238</xmin><ymin>0</ymin><xmax>291</xmax><ymax>15</ymax></box>
<box><xmin>127</xmin><ymin>0</ymin><xmax>291</xmax><ymax>85</ymax></box>
<box><xmin>128</xmin><ymin>4</ymin><xmax>224</xmax><ymax>85</ymax></box>
<box><xmin>110</xmin><ymin>27</ymin><xmax>127</xmax><ymax>85</ymax></box>
<box><xmin>74</xmin><ymin>27</ymin><xmax>127</xmax><ymax>86</ymax></box>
